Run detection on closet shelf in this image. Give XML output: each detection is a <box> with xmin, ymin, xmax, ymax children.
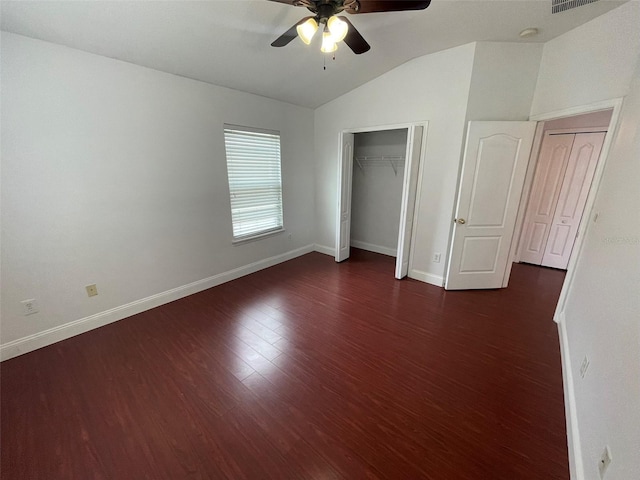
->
<box><xmin>354</xmin><ymin>155</ymin><xmax>405</xmax><ymax>176</ymax></box>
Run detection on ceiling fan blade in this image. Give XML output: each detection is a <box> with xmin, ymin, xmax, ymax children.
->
<box><xmin>271</xmin><ymin>16</ymin><xmax>313</xmax><ymax>47</ymax></box>
<box><xmin>339</xmin><ymin>17</ymin><xmax>371</xmax><ymax>55</ymax></box>
<box><xmin>345</xmin><ymin>0</ymin><xmax>431</xmax><ymax>14</ymax></box>
<box><xmin>266</xmin><ymin>0</ymin><xmax>316</xmax><ymax>8</ymax></box>
<box><xmin>266</xmin><ymin>0</ymin><xmax>299</xmax><ymax>6</ymax></box>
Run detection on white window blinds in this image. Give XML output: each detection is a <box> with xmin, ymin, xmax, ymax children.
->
<box><xmin>223</xmin><ymin>125</ymin><xmax>284</xmax><ymax>240</ymax></box>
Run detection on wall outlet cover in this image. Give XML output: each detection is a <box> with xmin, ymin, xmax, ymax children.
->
<box><xmin>86</xmin><ymin>284</ymin><xmax>98</xmax><ymax>297</ymax></box>
<box><xmin>21</xmin><ymin>299</ymin><xmax>39</xmax><ymax>316</ymax></box>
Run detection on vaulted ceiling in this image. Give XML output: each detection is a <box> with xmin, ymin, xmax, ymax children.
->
<box><xmin>0</xmin><ymin>0</ymin><xmax>627</xmax><ymax>108</ymax></box>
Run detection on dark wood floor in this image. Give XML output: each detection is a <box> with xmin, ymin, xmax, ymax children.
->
<box><xmin>1</xmin><ymin>249</ymin><xmax>568</xmax><ymax>479</ymax></box>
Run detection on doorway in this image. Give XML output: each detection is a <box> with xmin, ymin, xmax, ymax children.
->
<box><xmin>516</xmin><ymin>110</ymin><xmax>613</xmax><ymax>270</ymax></box>
<box><xmin>350</xmin><ymin>129</ymin><xmax>407</xmax><ymax>257</ymax></box>
<box><xmin>335</xmin><ymin>122</ymin><xmax>427</xmax><ymax>280</ymax></box>
<box><xmin>444</xmin><ymin>99</ymin><xmax>622</xmax><ymax>297</ymax></box>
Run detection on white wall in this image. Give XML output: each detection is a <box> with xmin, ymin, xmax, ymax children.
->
<box><xmin>351</xmin><ymin>129</ymin><xmax>407</xmax><ymax>256</ymax></box>
<box><xmin>466</xmin><ymin>42</ymin><xmax>543</xmax><ymax>121</ymax></box>
<box><xmin>0</xmin><ymin>33</ymin><xmax>316</xmax><ymax>353</ymax></box>
<box><xmin>531</xmin><ymin>3</ymin><xmax>640</xmax><ymax>479</ymax></box>
<box><xmin>531</xmin><ymin>1</ymin><xmax>640</xmax><ymax>117</ymax></box>
<box><xmin>562</xmin><ymin>61</ymin><xmax>640</xmax><ymax>480</ymax></box>
<box><xmin>314</xmin><ymin>43</ymin><xmax>476</xmax><ymax>285</ymax></box>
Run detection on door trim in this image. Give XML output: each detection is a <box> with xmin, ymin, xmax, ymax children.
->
<box><xmin>335</xmin><ymin>121</ymin><xmax>428</xmax><ymax>280</ymax></box>
<box><xmin>525</xmin><ymin>98</ymin><xmax>624</xmax><ymax>318</ymax></box>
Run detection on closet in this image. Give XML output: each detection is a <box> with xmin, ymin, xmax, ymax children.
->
<box><xmin>350</xmin><ymin>129</ymin><xmax>408</xmax><ymax>257</ymax></box>
<box><xmin>519</xmin><ymin>129</ymin><xmax>606</xmax><ymax>269</ymax></box>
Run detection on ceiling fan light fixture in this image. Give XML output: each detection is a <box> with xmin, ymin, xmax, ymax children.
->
<box><xmin>327</xmin><ymin>16</ymin><xmax>348</xmax><ymax>43</ymax></box>
<box><xmin>296</xmin><ymin>18</ymin><xmax>318</xmax><ymax>45</ymax></box>
<box><xmin>321</xmin><ymin>30</ymin><xmax>338</xmax><ymax>53</ymax></box>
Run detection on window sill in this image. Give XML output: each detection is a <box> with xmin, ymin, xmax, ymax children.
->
<box><xmin>232</xmin><ymin>228</ymin><xmax>286</xmax><ymax>245</ymax></box>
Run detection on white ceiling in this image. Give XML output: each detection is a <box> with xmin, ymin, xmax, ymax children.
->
<box><xmin>0</xmin><ymin>0</ymin><xmax>627</xmax><ymax>108</ymax></box>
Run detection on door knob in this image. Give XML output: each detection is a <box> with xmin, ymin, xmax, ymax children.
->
<box><xmin>455</xmin><ymin>218</ymin><xmax>466</xmax><ymax>225</ymax></box>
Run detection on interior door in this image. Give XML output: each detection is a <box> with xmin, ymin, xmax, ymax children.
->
<box><xmin>541</xmin><ymin>132</ymin><xmax>605</xmax><ymax>269</ymax></box>
<box><xmin>445</xmin><ymin>121</ymin><xmax>536</xmax><ymax>290</ymax></box>
<box><xmin>519</xmin><ymin>133</ymin><xmax>575</xmax><ymax>265</ymax></box>
<box><xmin>335</xmin><ymin>132</ymin><xmax>354</xmax><ymax>262</ymax></box>
<box><xmin>395</xmin><ymin>125</ymin><xmax>424</xmax><ymax>279</ymax></box>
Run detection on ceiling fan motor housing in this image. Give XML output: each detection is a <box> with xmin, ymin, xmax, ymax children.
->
<box><xmin>316</xmin><ymin>3</ymin><xmax>338</xmax><ymax>22</ymax></box>
<box><xmin>301</xmin><ymin>1</ymin><xmax>357</xmax><ymax>22</ymax></box>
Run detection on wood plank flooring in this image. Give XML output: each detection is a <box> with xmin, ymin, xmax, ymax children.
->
<box><xmin>1</xmin><ymin>249</ymin><xmax>568</xmax><ymax>479</ymax></box>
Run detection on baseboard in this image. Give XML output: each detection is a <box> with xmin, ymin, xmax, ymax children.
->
<box><xmin>350</xmin><ymin>240</ymin><xmax>397</xmax><ymax>257</ymax></box>
<box><xmin>314</xmin><ymin>244</ymin><xmax>334</xmax><ymax>256</ymax></box>
<box><xmin>557</xmin><ymin>312</ymin><xmax>585</xmax><ymax>480</ymax></box>
<box><xmin>408</xmin><ymin>269</ymin><xmax>444</xmax><ymax>287</ymax></box>
<box><xmin>0</xmin><ymin>244</ymin><xmax>315</xmax><ymax>362</ymax></box>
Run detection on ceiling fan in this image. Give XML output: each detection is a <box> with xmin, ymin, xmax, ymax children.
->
<box><xmin>269</xmin><ymin>0</ymin><xmax>432</xmax><ymax>55</ymax></box>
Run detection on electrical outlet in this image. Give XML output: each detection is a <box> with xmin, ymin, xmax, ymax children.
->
<box><xmin>580</xmin><ymin>355</ymin><xmax>590</xmax><ymax>379</ymax></box>
<box><xmin>21</xmin><ymin>299</ymin><xmax>39</xmax><ymax>316</ymax></box>
<box><xmin>599</xmin><ymin>445</ymin><xmax>612</xmax><ymax>478</ymax></box>
<box><xmin>85</xmin><ymin>284</ymin><xmax>98</xmax><ymax>297</ymax></box>
<box><xmin>433</xmin><ymin>253</ymin><xmax>442</xmax><ymax>263</ymax></box>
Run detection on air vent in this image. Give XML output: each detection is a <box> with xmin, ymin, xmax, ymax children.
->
<box><xmin>552</xmin><ymin>0</ymin><xmax>600</xmax><ymax>14</ymax></box>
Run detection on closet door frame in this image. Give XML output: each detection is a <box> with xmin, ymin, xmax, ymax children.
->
<box><xmin>335</xmin><ymin>121</ymin><xmax>428</xmax><ymax>280</ymax></box>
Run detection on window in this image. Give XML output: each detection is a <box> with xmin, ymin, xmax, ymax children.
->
<box><xmin>223</xmin><ymin>125</ymin><xmax>284</xmax><ymax>241</ymax></box>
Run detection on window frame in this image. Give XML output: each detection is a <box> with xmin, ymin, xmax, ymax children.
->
<box><xmin>223</xmin><ymin>124</ymin><xmax>285</xmax><ymax>243</ymax></box>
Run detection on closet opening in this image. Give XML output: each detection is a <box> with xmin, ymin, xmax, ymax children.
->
<box><xmin>351</xmin><ymin>129</ymin><xmax>407</xmax><ymax>257</ymax></box>
<box><xmin>335</xmin><ymin>122</ymin><xmax>427</xmax><ymax>279</ymax></box>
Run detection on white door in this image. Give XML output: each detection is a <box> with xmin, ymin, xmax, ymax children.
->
<box><xmin>445</xmin><ymin>121</ymin><xmax>536</xmax><ymax>290</ymax></box>
<box><xmin>335</xmin><ymin>132</ymin><xmax>354</xmax><ymax>262</ymax></box>
<box><xmin>541</xmin><ymin>132</ymin><xmax>605</xmax><ymax>269</ymax></box>
<box><xmin>395</xmin><ymin>125</ymin><xmax>424</xmax><ymax>279</ymax></box>
<box><xmin>519</xmin><ymin>133</ymin><xmax>575</xmax><ymax>265</ymax></box>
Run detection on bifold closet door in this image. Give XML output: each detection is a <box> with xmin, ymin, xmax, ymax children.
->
<box><xmin>519</xmin><ymin>133</ymin><xmax>575</xmax><ymax>265</ymax></box>
<box><xmin>395</xmin><ymin>125</ymin><xmax>423</xmax><ymax>279</ymax></box>
<box><xmin>336</xmin><ymin>133</ymin><xmax>354</xmax><ymax>262</ymax></box>
<box><xmin>541</xmin><ymin>132</ymin><xmax>605</xmax><ymax>269</ymax></box>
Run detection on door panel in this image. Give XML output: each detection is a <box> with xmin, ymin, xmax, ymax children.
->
<box><xmin>336</xmin><ymin>133</ymin><xmax>354</xmax><ymax>262</ymax></box>
<box><xmin>467</xmin><ymin>135</ymin><xmax>521</xmax><ymax>226</ymax></box>
<box><xmin>445</xmin><ymin>121</ymin><xmax>536</xmax><ymax>290</ymax></box>
<box><xmin>459</xmin><ymin>237</ymin><xmax>501</xmax><ymax>272</ymax></box>
<box><xmin>541</xmin><ymin>132</ymin><xmax>605</xmax><ymax>269</ymax></box>
<box><xmin>519</xmin><ymin>133</ymin><xmax>575</xmax><ymax>265</ymax></box>
<box><xmin>396</xmin><ymin>125</ymin><xmax>424</xmax><ymax>279</ymax></box>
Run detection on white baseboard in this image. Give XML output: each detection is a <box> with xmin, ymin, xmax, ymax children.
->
<box><xmin>408</xmin><ymin>269</ymin><xmax>444</xmax><ymax>287</ymax></box>
<box><xmin>557</xmin><ymin>312</ymin><xmax>585</xmax><ymax>480</ymax></box>
<box><xmin>314</xmin><ymin>244</ymin><xmax>334</xmax><ymax>256</ymax></box>
<box><xmin>0</xmin><ymin>244</ymin><xmax>315</xmax><ymax>362</ymax></box>
<box><xmin>350</xmin><ymin>240</ymin><xmax>397</xmax><ymax>257</ymax></box>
